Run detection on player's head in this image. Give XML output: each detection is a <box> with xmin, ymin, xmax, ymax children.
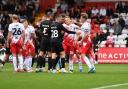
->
<box><xmin>11</xmin><ymin>14</ymin><xmax>19</xmax><ymax>22</ymax></box>
<box><xmin>21</xmin><ymin>19</ymin><xmax>28</xmax><ymax>28</ymax></box>
<box><xmin>55</xmin><ymin>15</ymin><xmax>63</xmax><ymax>23</ymax></box>
<box><xmin>42</xmin><ymin>15</ymin><xmax>46</xmax><ymax>21</ymax></box>
<box><xmin>64</xmin><ymin>16</ymin><xmax>71</xmax><ymax>25</ymax></box>
<box><xmin>80</xmin><ymin>13</ymin><xmax>88</xmax><ymax>23</ymax></box>
<box><xmin>55</xmin><ymin>13</ymin><xmax>66</xmax><ymax>23</ymax></box>
<box><xmin>45</xmin><ymin>12</ymin><xmax>53</xmax><ymax>20</ymax></box>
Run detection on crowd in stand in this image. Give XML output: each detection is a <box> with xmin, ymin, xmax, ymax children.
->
<box><xmin>0</xmin><ymin>0</ymin><xmax>39</xmax><ymax>38</ymax></box>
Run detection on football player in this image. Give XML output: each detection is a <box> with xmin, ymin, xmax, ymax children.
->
<box><xmin>7</xmin><ymin>14</ymin><xmax>25</xmax><ymax>72</ymax></box>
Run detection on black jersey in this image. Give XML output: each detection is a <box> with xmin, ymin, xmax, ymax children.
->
<box><xmin>50</xmin><ymin>22</ymin><xmax>76</xmax><ymax>42</ymax></box>
<box><xmin>40</xmin><ymin>20</ymin><xmax>52</xmax><ymax>38</ymax></box>
<box><xmin>0</xmin><ymin>37</ymin><xmax>5</xmax><ymax>46</ymax></box>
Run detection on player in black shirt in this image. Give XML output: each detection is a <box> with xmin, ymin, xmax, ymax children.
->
<box><xmin>35</xmin><ymin>14</ymin><xmax>52</xmax><ymax>72</ymax></box>
<box><xmin>0</xmin><ymin>33</ymin><xmax>6</xmax><ymax>70</ymax></box>
<box><xmin>50</xmin><ymin>15</ymin><xmax>80</xmax><ymax>73</ymax></box>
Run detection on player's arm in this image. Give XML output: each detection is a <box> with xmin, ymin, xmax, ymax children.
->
<box><xmin>7</xmin><ymin>24</ymin><xmax>12</xmax><ymax>46</ymax></box>
<box><xmin>21</xmin><ymin>25</ymin><xmax>25</xmax><ymax>46</ymax></box>
<box><xmin>30</xmin><ymin>27</ymin><xmax>37</xmax><ymax>47</ymax></box>
<box><xmin>31</xmin><ymin>26</ymin><xmax>36</xmax><ymax>40</ymax></box>
<box><xmin>59</xmin><ymin>23</ymin><xmax>76</xmax><ymax>34</ymax></box>
<box><xmin>22</xmin><ymin>30</ymin><xmax>25</xmax><ymax>43</ymax></box>
<box><xmin>73</xmin><ymin>20</ymin><xmax>83</xmax><ymax>27</ymax></box>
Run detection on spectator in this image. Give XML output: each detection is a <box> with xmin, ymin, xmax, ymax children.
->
<box><xmin>74</xmin><ymin>0</ymin><xmax>84</xmax><ymax>7</ymax></box>
<box><xmin>99</xmin><ymin>7</ymin><xmax>106</xmax><ymax>17</ymax></box>
<box><xmin>124</xmin><ymin>4</ymin><xmax>128</xmax><ymax>13</ymax></box>
<box><xmin>91</xmin><ymin>7</ymin><xmax>99</xmax><ymax>17</ymax></box>
<box><xmin>118</xmin><ymin>15</ymin><xmax>125</xmax><ymax>30</ymax></box>
<box><xmin>106</xmin><ymin>32</ymin><xmax>114</xmax><ymax>47</ymax></box>
<box><xmin>60</xmin><ymin>1</ymin><xmax>68</xmax><ymax>13</ymax></box>
<box><xmin>116</xmin><ymin>1</ymin><xmax>125</xmax><ymax>13</ymax></box>
<box><xmin>113</xmin><ymin>22</ymin><xmax>122</xmax><ymax>35</ymax></box>
<box><xmin>26</xmin><ymin>2</ymin><xmax>35</xmax><ymax>23</ymax></box>
<box><xmin>106</xmin><ymin>7</ymin><xmax>114</xmax><ymax>17</ymax></box>
<box><xmin>45</xmin><ymin>5</ymin><xmax>53</xmax><ymax>15</ymax></box>
<box><xmin>125</xmin><ymin>17</ymin><xmax>128</xmax><ymax>28</ymax></box>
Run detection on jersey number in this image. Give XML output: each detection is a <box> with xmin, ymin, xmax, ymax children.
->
<box><xmin>12</xmin><ymin>28</ymin><xmax>21</xmax><ymax>35</ymax></box>
<box><xmin>43</xmin><ymin>28</ymin><xmax>47</xmax><ymax>34</ymax></box>
<box><xmin>51</xmin><ymin>30</ymin><xmax>58</xmax><ymax>38</ymax></box>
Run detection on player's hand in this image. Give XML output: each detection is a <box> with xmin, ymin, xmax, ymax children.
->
<box><xmin>76</xmin><ymin>30</ymin><xmax>81</xmax><ymax>35</ymax></box>
<box><xmin>73</xmin><ymin>41</ymin><xmax>77</xmax><ymax>47</ymax></box>
<box><xmin>78</xmin><ymin>41</ymin><xmax>82</xmax><ymax>47</ymax></box>
<box><xmin>6</xmin><ymin>43</ymin><xmax>9</xmax><ymax>48</ymax></box>
<box><xmin>22</xmin><ymin>44</ymin><xmax>26</xmax><ymax>50</ymax></box>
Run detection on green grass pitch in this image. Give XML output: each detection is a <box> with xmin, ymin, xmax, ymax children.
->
<box><xmin>0</xmin><ymin>63</ymin><xmax>128</xmax><ymax>89</ymax></box>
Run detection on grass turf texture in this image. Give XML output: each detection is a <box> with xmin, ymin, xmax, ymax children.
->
<box><xmin>0</xmin><ymin>64</ymin><xmax>128</xmax><ymax>89</ymax></box>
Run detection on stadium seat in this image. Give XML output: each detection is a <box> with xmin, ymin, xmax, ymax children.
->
<box><xmin>122</xmin><ymin>34</ymin><xmax>128</xmax><ymax>38</ymax></box>
<box><xmin>118</xmin><ymin>35</ymin><xmax>125</xmax><ymax>40</ymax></box>
<box><xmin>120</xmin><ymin>13</ymin><xmax>126</xmax><ymax>17</ymax></box>
<box><xmin>122</xmin><ymin>29</ymin><xmax>128</xmax><ymax>34</ymax></box>
<box><xmin>114</xmin><ymin>40</ymin><xmax>120</xmax><ymax>47</ymax></box>
<box><xmin>120</xmin><ymin>39</ymin><xmax>127</xmax><ymax>47</ymax></box>
<box><xmin>113</xmin><ymin>35</ymin><xmax>118</xmax><ymax>40</ymax></box>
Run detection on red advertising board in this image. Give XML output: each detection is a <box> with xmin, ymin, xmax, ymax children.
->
<box><xmin>98</xmin><ymin>48</ymin><xmax>128</xmax><ymax>64</ymax></box>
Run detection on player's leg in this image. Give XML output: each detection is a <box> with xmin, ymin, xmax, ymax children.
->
<box><xmin>76</xmin><ymin>54</ymin><xmax>83</xmax><ymax>72</ymax></box>
<box><xmin>51</xmin><ymin>52</ymin><xmax>57</xmax><ymax>73</ymax></box>
<box><xmin>17</xmin><ymin>40</ymin><xmax>25</xmax><ymax>72</ymax></box>
<box><xmin>26</xmin><ymin>44</ymin><xmax>35</xmax><ymax>72</ymax></box>
<box><xmin>10</xmin><ymin>43</ymin><xmax>18</xmax><ymax>72</ymax></box>
<box><xmin>82</xmin><ymin>52</ymin><xmax>96</xmax><ymax>73</ymax></box>
<box><xmin>36</xmin><ymin>39</ymin><xmax>47</xmax><ymax>72</ymax></box>
<box><xmin>47</xmin><ymin>51</ymin><xmax>52</xmax><ymax>72</ymax></box>
<box><xmin>88</xmin><ymin>53</ymin><xmax>96</xmax><ymax>73</ymax></box>
<box><xmin>26</xmin><ymin>56</ymin><xmax>33</xmax><ymax>72</ymax></box>
<box><xmin>23</xmin><ymin>51</ymin><xmax>33</xmax><ymax>72</ymax></box>
<box><xmin>75</xmin><ymin>42</ymin><xmax>83</xmax><ymax>72</ymax></box>
<box><xmin>56</xmin><ymin>55</ymin><xmax>61</xmax><ymax>71</ymax></box>
<box><xmin>36</xmin><ymin>51</ymin><xmax>45</xmax><ymax>72</ymax></box>
<box><xmin>82</xmin><ymin>54</ymin><xmax>93</xmax><ymax>70</ymax></box>
<box><xmin>69</xmin><ymin>51</ymin><xmax>74</xmax><ymax>73</ymax></box>
<box><xmin>81</xmin><ymin>43</ymin><xmax>95</xmax><ymax>73</ymax></box>
<box><xmin>60</xmin><ymin>51</ymin><xmax>68</xmax><ymax>73</ymax></box>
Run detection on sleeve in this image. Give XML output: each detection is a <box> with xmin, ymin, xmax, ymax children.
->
<box><xmin>30</xmin><ymin>26</ymin><xmax>35</xmax><ymax>33</ymax></box>
<box><xmin>59</xmin><ymin>23</ymin><xmax>76</xmax><ymax>34</ymax></box>
<box><xmin>21</xmin><ymin>24</ymin><xmax>25</xmax><ymax>32</ymax></box>
<box><xmin>8</xmin><ymin>24</ymin><xmax>12</xmax><ymax>32</ymax></box>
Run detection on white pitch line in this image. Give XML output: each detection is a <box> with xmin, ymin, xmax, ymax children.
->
<box><xmin>92</xmin><ymin>83</ymin><xmax>128</xmax><ymax>89</ymax></box>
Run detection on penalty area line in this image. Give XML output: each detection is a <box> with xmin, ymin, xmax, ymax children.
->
<box><xmin>92</xmin><ymin>83</ymin><xmax>128</xmax><ymax>89</ymax></box>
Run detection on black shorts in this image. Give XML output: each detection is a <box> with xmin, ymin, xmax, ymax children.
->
<box><xmin>6</xmin><ymin>47</ymin><xmax>11</xmax><ymax>54</ymax></box>
<box><xmin>51</xmin><ymin>40</ymin><xmax>64</xmax><ymax>53</ymax></box>
<box><xmin>40</xmin><ymin>38</ymin><xmax>51</xmax><ymax>52</ymax></box>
